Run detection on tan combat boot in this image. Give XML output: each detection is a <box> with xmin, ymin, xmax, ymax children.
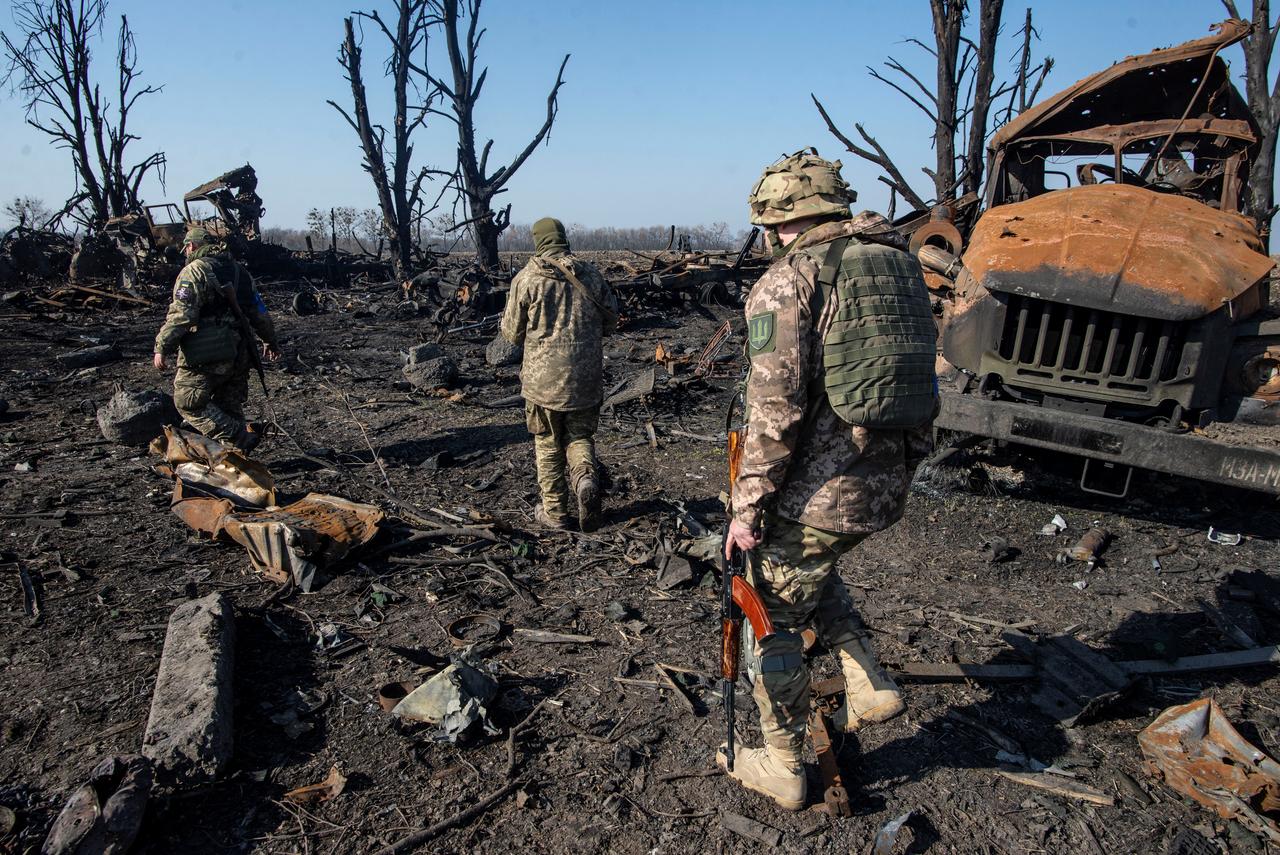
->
<box><xmin>832</xmin><ymin>637</ymin><xmax>904</xmax><ymax>733</ymax></box>
<box><xmin>533</xmin><ymin>505</ymin><xmax>571</xmax><ymax>531</ymax></box>
<box><xmin>575</xmin><ymin>474</ymin><xmax>601</xmax><ymax>533</ymax></box>
<box><xmin>716</xmin><ymin>743</ymin><xmax>806</xmax><ymax>811</ymax></box>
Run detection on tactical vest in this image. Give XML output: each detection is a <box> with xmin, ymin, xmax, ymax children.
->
<box><xmin>805</xmin><ymin>236</ymin><xmax>937</xmax><ymax>429</ymax></box>
<box><xmin>178</xmin><ymin>257</ymin><xmax>246</xmax><ymax>367</ymax></box>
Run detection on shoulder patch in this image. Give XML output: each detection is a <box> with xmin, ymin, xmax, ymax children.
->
<box><xmin>748</xmin><ymin>311</ymin><xmax>776</xmax><ymax>355</ymax></box>
<box><xmin>174</xmin><ymin>282</ymin><xmax>194</xmax><ymax>302</ymax></box>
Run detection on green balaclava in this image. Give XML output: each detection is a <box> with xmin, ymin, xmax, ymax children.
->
<box><xmin>532</xmin><ymin>217</ymin><xmax>570</xmax><ymax>257</ymax></box>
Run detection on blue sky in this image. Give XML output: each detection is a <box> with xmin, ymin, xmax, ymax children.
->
<box><xmin>0</xmin><ymin>1</ymin><xmax>1269</xmax><ymax>231</ymax></box>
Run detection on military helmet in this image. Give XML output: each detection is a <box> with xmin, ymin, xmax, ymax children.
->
<box><xmin>184</xmin><ymin>226</ymin><xmax>211</xmax><ymax>247</ymax></box>
<box><xmin>748</xmin><ymin>149</ymin><xmax>856</xmax><ymax>226</ymax></box>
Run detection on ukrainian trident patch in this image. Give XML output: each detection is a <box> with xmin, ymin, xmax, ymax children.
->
<box><xmin>747</xmin><ymin>311</ymin><xmax>776</xmax><ymax>355</ymax></box>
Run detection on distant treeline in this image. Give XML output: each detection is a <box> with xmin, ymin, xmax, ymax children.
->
<box><xmin>262</xmin><ymin>209</ymin><xmax>753</xmax><ymax>256</ymax></box>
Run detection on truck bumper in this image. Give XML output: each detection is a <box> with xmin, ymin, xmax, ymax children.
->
<box><xmin>937</xmin><ymin>392</ymin><xmax>1280</xmax><ymax>495</ymax></box>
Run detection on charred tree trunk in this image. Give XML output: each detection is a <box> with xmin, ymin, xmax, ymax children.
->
<box><xmin>430</xmin><ymin>0</ymin><xmax>568</xmax><ymax>270</ymax></box>
<box><xmin>929</xmin><ymin>0</ymin><xmax>964</xmax><ymax>201</ymax></box>
<box><xmin>1223</xmin><ymin>0</ymin><xmax>1280</xmax><ymax>239</ymax></box>
<box><xmin>963</xmin><ymin>0</ymin><xmax>1003</xmax><ymax>197</ymax></box>
<box><xmin>2</xmin><ymin>0</ymin><xmax>164</xmax><ymax>230</ymax></box>
<box><xmin>329</xmin><ymin>3</ymin><xmax>439</xmax><ymax>280</ymax></box>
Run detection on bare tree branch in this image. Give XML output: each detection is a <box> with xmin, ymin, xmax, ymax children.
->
<box><xmin>811</xmin><ymin>93</ymin><xmax>928</xmax><ymax>212</ymax></box>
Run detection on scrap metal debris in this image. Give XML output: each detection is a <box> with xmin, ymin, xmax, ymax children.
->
<box><xmin>1139</xmin><ymin>697</ymin><xmax>1280</xmax><ymax>844</ymax></box>
<box><xmin>153</xmin><ymin>427</ymin><xmax>275</xmax><ymax>508</ymax></box>
<box><xmin>155</xmin><ymin>428</ymin><xmax>382</xmax><ymax>591</ymax></box>
<box><xmin>41</xmin><ymin>755</ymin><xmax>152</xmax><ymax>855</ymax></box>
<box><xmin>392</xmin><ymin>660</ymin><xmax>499</xmax><ymax>741</ymax></box>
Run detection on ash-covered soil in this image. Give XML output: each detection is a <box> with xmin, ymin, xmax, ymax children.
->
<box><xmin>1</xmin><ymin>260</ymin><xmax>1278</xmax><ymax>854</ymax></box>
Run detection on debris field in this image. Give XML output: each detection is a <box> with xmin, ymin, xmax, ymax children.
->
<box><xmin>1</xmin><ymin>256</ymin><xmax>1278</xmax><ymax>855</ymax></box>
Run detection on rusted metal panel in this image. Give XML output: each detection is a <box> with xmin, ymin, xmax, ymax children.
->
<box><xmin>963</xmin><ymin>184</ymin><xmax>1273</xmax><ymax>320</ymax></box>
<box><xmin>990</xmin><ymin>19</ymin><xmax>1252</xmax><ymax>151</ymax></box>
<box><xmin>218</xmin><ymin>494</ymin><xmax>384</xmax><ymax>591</ymax></box>
<box><xmin>1139</xmin><ymin>698</ymin><xmax>1280</xmax><ymax>844</ymax></box>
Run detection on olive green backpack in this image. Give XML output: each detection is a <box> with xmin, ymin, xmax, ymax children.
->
<box><xmin>808</xmin><ymin>236</ymin><xmax>937</xmax><ymax>428</ymax></box>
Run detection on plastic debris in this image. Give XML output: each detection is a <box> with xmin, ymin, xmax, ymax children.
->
<box><xmin>1041</xmin><ymin>513</ymin><xmax>1068</xmax><ymax>535</ymax></box>
<box><xmin>1207</xmin><ymin>527</ymin><xmax>1243</xmax><ymax>546</ymax></box>
<box><xmin>873</xmin><ymin>810</ymin><xmax>914</xmax><ymax>855</ymax></box>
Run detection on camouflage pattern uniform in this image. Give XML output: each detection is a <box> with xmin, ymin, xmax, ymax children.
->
<box><xmin>501</xmin><ymin>219</ymin><xmax>619</xmax><ymax>525</ymax></box>
<box><xmin>733</xmin><ymin>216</ymin><xmax>936</xmax><ymax>759</ymax></box>
<box><xmin>155</xmin><ymin>244</ymin><xmax>278</xmax><ymax>445</ymax></box>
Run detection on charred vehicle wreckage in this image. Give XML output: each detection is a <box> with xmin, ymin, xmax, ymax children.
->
<box><xmin>920</xmin><ymin>20</ymin><xmax>1280</xmax><ymax>497</ymax></box>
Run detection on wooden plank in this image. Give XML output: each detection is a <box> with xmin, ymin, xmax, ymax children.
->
<box><xmin>1196</xmin><ymin>597</ymin><xmax>1258</xmax><ymax>650</ymax></box>
<box><xmin>994</xmin><ymin>771</ymin><xmax>1115</xmax><ymax>806</ymax></box>
<box><xmin>894</xmin><ymin>662</ymin><xmax>1036</xmax><ymax>682</ymax></box>
<box><xmin>1121</xmin><ymin>645</ymin><xmax>1280</xmax><ymax>676</ymax></box>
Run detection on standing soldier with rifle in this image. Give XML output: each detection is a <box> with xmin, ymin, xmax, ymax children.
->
<box><xmin>719</xmin><ymin>151</ymin><xmax>938</xmax><ymax>810</ymax></box>
<box><xmin>153</xmin><ymin>227</ymin><xmax>281</xmax><ymax>453</ymax></box>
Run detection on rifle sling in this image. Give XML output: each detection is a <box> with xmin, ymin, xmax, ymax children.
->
<box><xmin>549</xmin><ymin>257</ymin><xmax>618</xmax><ymax>325</ymax></box>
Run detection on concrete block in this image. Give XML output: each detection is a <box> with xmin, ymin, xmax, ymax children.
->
<box><xmin>142</xmin><ymin>593</ymin><xmax>235</xmax><ymax>787</ymax></box>
<box><xmin>485</xmin><ymin>333</ymin><xmax>522</xmax><ymax>367</ymax></box>
<box><xmin>97</xmin><ymin>389</ymin><xmax>178</xmax><ymax>446</ymax></box>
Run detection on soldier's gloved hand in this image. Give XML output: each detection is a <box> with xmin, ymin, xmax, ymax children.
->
<box><xmin>153</xmin><ymin>352</ymin><xmax>167</xmax><ymax>371</ymax></box>
<box><xmin>725</xmin><ymin>517</ymin><xmax>761</xmax><ymax>560</ymax></box>
<box><xmin>263</xmin><ymin>344</ymin><xmax>282</xmax><ymax>362</ymax></box>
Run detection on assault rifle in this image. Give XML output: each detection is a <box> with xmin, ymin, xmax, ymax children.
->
<box><xmin>446</xmin><ymin>313</ymin><xmax>501</xmax><ymax>335</ymax></box>
<box><xmin>218</xmin><ymin>265</ymin><xmax>270</xmax><ymax>399</ymax></box>
<box><xmin>719</xmin><ymin>388</ymin><xmax>775</xmax><ymax>772</ymax></box>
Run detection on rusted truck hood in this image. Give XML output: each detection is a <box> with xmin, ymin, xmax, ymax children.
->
<box><xmin>962</xmin><ymin>185</ymin><xmax>1274</xmax><ymax>321</ymax></box>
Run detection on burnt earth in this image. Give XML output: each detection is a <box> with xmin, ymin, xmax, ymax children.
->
<box><xmin>0</xmin><ymin>260</ymin><xmax>1277</xmax><ymax>854</ymax></box>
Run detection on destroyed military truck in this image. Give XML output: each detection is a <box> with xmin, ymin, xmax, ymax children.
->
<box><xmin>931</xmin><ymin>19</ymin><xmax>1280</xmax><ymax>497</ymax></box>
<box><xmin>104</xmin><ymin>164</ymin><xmax>295</xmax><ymax>283</ymax></box>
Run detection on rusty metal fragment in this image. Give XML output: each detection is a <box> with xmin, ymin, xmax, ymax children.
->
<box><xmin>41</xmin><ymin>755</ymin><xmax>152</xmax><ymax>855</ymax></box>
<box><xmin>216</xmin><ymin>494</ymin><xmax>384</xmax><ymax>591</ymax></box>
<box><xmin>152</xmin><ymin>426</ymin><xmax>275</xmax><ymax>508</ymax></box>
<box><xmin>808</xmin><ymin>679</ymin><xmax>852</xmax><ymax>817</ymax></box>
<box><xmin>1139</xmin><ymin>698</ymin><xmax>1280</xmax><ymax>844</ymax></box>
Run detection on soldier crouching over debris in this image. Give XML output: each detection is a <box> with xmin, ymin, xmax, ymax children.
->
<box><xmin>720</xmin><ymin>151</ymin><xmax>938</xmax><ymax>809</ymax></box>
<box><xmin>153</xmin><ymin>227</ymin><xmax>281</xmax><ymax>453</ymax></box>
<box><xmin>501</xmin><ymin>217</ymin><xmax>620</xmax><ymax>532</ymax></box>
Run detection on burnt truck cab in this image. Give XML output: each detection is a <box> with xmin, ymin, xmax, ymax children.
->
<box><xmin>937</xmin><ymin>19</ymin><xmax>1280</xmax><ymax>495</ymax></box>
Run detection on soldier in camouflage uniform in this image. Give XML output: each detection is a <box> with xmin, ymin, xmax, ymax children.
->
<box><xmin>153</xmin><ymin>227</ymin><xmax>281</xmax><ymax>452</ymax></box>
<box><xmin>720</xmin><ymin>151</ymin><xmax>938</xmax><ymax>809</ymax></box>
<box><xmin>502</xmin><ymin>217</ymin><xmax>620</xmax><ymax>531</ymax></box>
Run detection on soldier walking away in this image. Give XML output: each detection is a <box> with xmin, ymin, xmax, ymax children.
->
<box><xmin>153</xmin><ymin>227</ymin><xmax>281</xmax><ymax>453</ymax></box>
<box><xmin>719</xmin><ymin>151</ymin><xmax>939</xmax><ymax>809</ymax></box>
<box><xmin>501</xmin><ymin>217</ymin><xmax>620</xmax><ymax>532</ymax></box>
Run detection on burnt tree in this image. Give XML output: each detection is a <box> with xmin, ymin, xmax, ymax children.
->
<box><xmin>1221</xmin><ymin>1</ymin><xmax>1280</xmax><ymax>235</ymax></box>
<box><xmin>426</xmin><ymin>0</ymin><xmax>568</xmax><ymax>270</ymax></box>
<box><xmin>814</xmin><ymin>0</ymin><xmax>1043</xmax><ymax>215</ymax></box>
<box><xmin>1</xmin><ymin>0</ymin><xmax>165</xmax><ymax>229</ymax></box>
<box><xmin>328</xmin><ymin>3</ymin><xmax>442</xmax><ymax>279</ymax></box>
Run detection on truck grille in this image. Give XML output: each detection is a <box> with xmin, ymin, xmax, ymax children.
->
<box><xmin>996</xmin><ymin>295</ymin><xmax>1185</xmax><ymax>395</ymax></box>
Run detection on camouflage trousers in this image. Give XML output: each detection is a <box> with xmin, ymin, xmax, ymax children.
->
<box><xmin>525</xmin><ymin>403</ymin><xmax>599</xmax><ymax>522</ymax></box>
<box><xmin>746</xmin><ymin>514</ymin><xmax>869</xmax><ymax>754</ymax></box>
<box><xmin>173</xmin><ymin>358</ymin><xmax>249</xmax><ymax>444</ymax></box>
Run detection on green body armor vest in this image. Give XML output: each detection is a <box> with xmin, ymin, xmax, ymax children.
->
<box><xmin>178</xmin><ymin>257</ymin><xmax>245</xmax><ymax>367</ymax></box>
<box><xmin>806</xmin><ymin>236</ymin><xmax>937</xmax><ymax>429</ymax></box>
